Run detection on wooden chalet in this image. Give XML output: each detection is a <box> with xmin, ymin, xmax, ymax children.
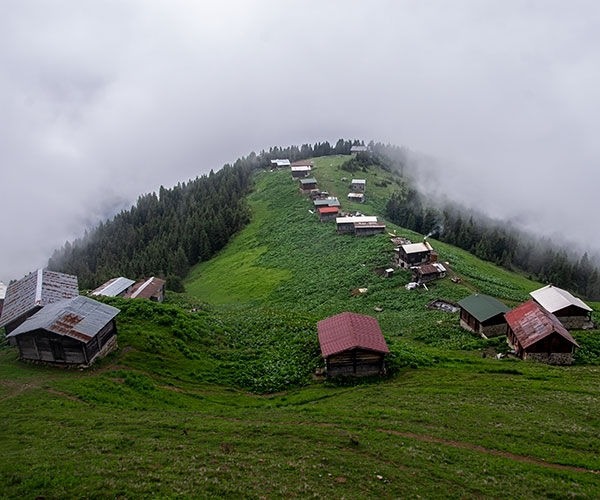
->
<box><xmin>458</xmin><ymin>294</ymin><xmax>509</xmax><ymax>338</ymax></box>
<box><xmin>290</xmin><ymin>161</ymin><xmax>313</xmax><ymax>179</ymax></box>
<box><xmin>6</xmin><ymin>296</ymin><xmax>120</xmax><ymax>366</ymax></box>
<box><xmin>412</xmin><ymin>262</ymin><xmax>446</xmax><ymax>284</ymax></box>
<box><xmin>350</xmin><ymin>145</ymin><xmax>368</xmax><ymax>154</ymax></box>
<box><xmin>299</xmin><ymin>177</ymin><xmax>318</xmax><ymax>193</ymax></box>
<box><xmin>91</xmin><ymin>277</ymin><xmax>135</xmax><ymax>298</ymax></box>
<box><xmin>354</xmin><ymin>221</ymin><xmax>386</xmax><ymax>237</ymax></box>
<box><xmin>125</xmin><ymin>277</ymin><xmax>166</xmax><ymax>302</ymax></box>
<box><xmin>336</xmin><ymin>216</ymin><xmax>378</xmax><ymax>234</ymax></box>
<box><xmin>347</xmin><ymin>192</ymin><xmax>365</xmax><ymax>203</ymax></box>
<box><xmin>395</xmin><ymin>241</ymin><xmax>434</xmax><ymax>268</ymax></box>
<box><xmin>351</xmin><ymin>179</ymin><xmax>366</xmax><ymax>192</ymax></box>
<box><xmin>317</xmin><ymin>312</ymin><xmax>389</xmax><ymax>377</ymax></box>
<box><xmin>0</xmin><ymin>269</ymin><xmax>79</xmax><ymax>338</ymax></box>
<box><xmin>529</xmin><ymin>285</ymin><xmax>593</xmax><ymax>329</ymax></box>
<box><xmin>317</xmin><ymin>206</ymin><xmax>339</xmax><ymax>222</ymax></box>
<box><xmin>505</xmin><ymin>300</ymin><xmax>579</xmax><ymax>365</ymax></box>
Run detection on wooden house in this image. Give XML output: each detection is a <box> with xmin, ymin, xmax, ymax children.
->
<box><xmin>91</xmin><ymin>277</ymin><xmax>135</xmax><ymax>298</ymax></box>
<box><xmin>6</xmin><ymin>296</ymin><xmax>120</xmax><ymax>366</ymax></box>
<box><xmin>395</xmin><ymin>241</ymin><xmax>434</xmax><ymax>268</ymax></box>
<box><xmin>0</xmin><ymin>281</ymin><xmax>6</xmax><ymax>319</ymax></box>
<box><xmin>0</xmin><ymin>269</ymin><xmax>79</xmax><ymax>338</ymax></box>
<box><xmin>529</xmin><ymin>285</ymin><xmax>593</xmax><ymax>329</ymax></box>
<box><xmin>351</xmin><ymin>179</ymin><xmax>366</xmax><ymax>192</ymax></box>
<box><xmin>270</xmin><ymin>159</ymin><xmax>291</xmax><ymax>169</ymax></box>
<box><xmin>458</xmin><ymin>293</ymin><xmax>509</xmax><ymax>338</ymax></box>
<box><xmin>336</xmin><ymin>216</ymin><xmax>378</xmax><ymax>234</ymax></box>
<box><xmin>125</xmin><ymin>277</ymin><xmax>166</xmax><ymax>302</ymax></box>
<box><xmin>317</xmin><ymin>206</ymin><xmax>339</xmax><ymax>222</ymax></box>
<box><xmin>299</xmin><ymin>177</ymin><xmax>318</xmax><ymax>193</ymax></box>
<box><xmin>291</xmin><ymin>166</ymin><xmax>312</xmax><ymax>178</ymax></box>
<box><xmin>350</xmin><ymin>145</ymin><xmax>368</xmax><ymax>154</ymax></box>
<box><xmin>354</xmin><ymin>221</ymin><xmax>386</xmax><ymax>237</ymax></box>
<box><xmin>347</xmin><ymin>192</ymin><xmax>365</xmax><ymax>203</ymax></box>
<box><xmin>412</xmin><ymin>262</ymin><xmax>447</xmax><ymax>284</ymax></box>
<box><xmin>505</xmin><ymin>300</ymin><xmax>579</xmax><ymax>365</ymax></box>
<box><xmin>317</xmin><ymin>312</ymin><xmax>389</xmax><ymax>377</ymax></box>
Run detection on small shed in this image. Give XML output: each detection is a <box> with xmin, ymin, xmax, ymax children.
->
<box><xmin>395</xmin><ymin>241</ymin><xmax>433</xmax><ymax>268</ymax></box>
<box><xmin>412</xmin><ymin>262</ymin><xmax>447</xmax><ymax>284</ymax></box>
<box><xmin>458</xmin><ymin>294</ymin><xmax>509</xmax><ymax>338</ymax></box>
<box><xmin>91</xmin><ymin>277</ymin><xmax>135</xmax><ymax>298</ymax></box>
<box><xmin>0</xmin><ymin>269</ymin><xmax>79</xmax><ymax>337</ymax></box>
<box><xmin>351</xmin><ymin>179</ymin><xmax>366</xmax><ymax>192</ymax></box>
<box><xmin>529</xmin><ymin>285</ymin><xmax>593</xmax><ymax>329</ymax></box>
<box><xmin>317</xmin><ymin>312</ymin><xmax>389</xmax><ymax>377</ymax></box>
<box><xmin>505</xmin><ymin>300</ymin><xmax>579</xmax><ymax>365</ymax></box>
<box><xmin>317</xmin><ymin>206</ymin><xmax>339</xmax><ymax>222</ymax></box>
<box><xmin>336</xmin><ymin>216</ymin><xmax>378</xmax><ymax>234</ymax></box>
<box><xmin>347</xmin><ymin>192</ymin><xmax>365</xmax><ymax>203</ymax></box>
<box><xmin>299</xmin><ymin>177</ymin><xmax>318</xmax><ymax>193</ymax></box>
<box><xmin>6</xmin><ymin>296</ymin><xmax>120</xmax><ymax>366</ymax></box>
<box><xmin>354</xmin><ymin>221</ymin><xmax>386</xmax><ymax>237</ymax></box>
<box><xmin>125</xmin><ymin>277</ymin><xmax>166</xmax><ymax>302</ymax></box>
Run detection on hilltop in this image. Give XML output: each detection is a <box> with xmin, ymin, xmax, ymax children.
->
<box><xmin>1</xmin><ymin>153</ymin><xmax>600</xmax><ymax>499</ymax></box>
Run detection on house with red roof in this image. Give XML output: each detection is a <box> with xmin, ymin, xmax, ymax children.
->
<box><xmin>317</xmin><ymin>312</ymin><xmax>389</xmax><ymax>377</ymax></box>
<box><xmin>317</xmin><ymin>206</ymin><xmax>339</xmax><ymax>222</ymax></box>
<box><xmin>505</xmin><ymin>300</ymin><xmax>579</xmax><ymax>365</ymax></box>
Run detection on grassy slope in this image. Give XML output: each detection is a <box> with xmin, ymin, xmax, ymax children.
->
<box><xmin>2</xmin><ymin>156</ymin><xmax>600</xmax><ymax>499</ymax></box>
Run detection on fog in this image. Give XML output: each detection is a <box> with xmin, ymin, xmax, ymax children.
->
<box><xmin>2</xmin><ymin>1</ymin><xmax>600</xmax><ymax>282</ymax></box>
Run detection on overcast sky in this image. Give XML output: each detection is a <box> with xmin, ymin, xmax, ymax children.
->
<box><xmin>2</xmin><ymin>1</ymin><xmax>600</xmax><ymax>283</ymax></box>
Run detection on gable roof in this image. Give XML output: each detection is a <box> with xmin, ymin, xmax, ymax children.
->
<box><xmin>0</xmin><ymin>282</ymin><xmax>6</xmax><ymax>301</ymax></box>
<box><xmin>317</xmin><ymin>312</ymin><xmax>389</xmax><ymax>358</ymax></box>
<box><xmin>7</xmin><ymin>296</ymin><xmax>120</xmax><ymax>342</ymax></box>
<box><xmin>291</xmin><ymin>160</ymin><xmax>314</xmax><ymax>167</ymax></box>
<box><xmin>351</xmin><ymin>179</ymin><xmax>366</xmax><ymax>184</ymax></box>
<box><xmin>291</xmin><ymin>166</ymin><xmax>312</xmax><ymax>172</ymax></box>
<box><xmin>91</xmin><ymin>277</ymin><xmax>135</xmax><ymax>297</ymax></box>
<box><xmin>505</xmin><ymin>300</ymin><xmax>579</xmax><ymax>349</ymax></box>
<box><xmin>271</xmin><ymin>159</ymin><xmax>291</xmax><ymax>167</ymax></box>
<box><xmin>0</xmin><ymin>269</ymin><xmax>79</xmax><ymax>328</ymax></box>
<box><xmin>529</xmin><ymin>285</ymin><xmax>592</xmax><ymax>313</ymax></box>
<box><xmin>399</xmin><ymin>242</ymin><xmax>433</xmax><ymax>254</ymax></box>
<box><xmin>317</xmin><ymin>206</ymin><xmax>339</xmax><ymax>214</ymax></box>
<box><xmin>125</xmin><ymin>277</ymin><xmax>166</xmax><ymax>300</ymax></box>
<box><xmin>458</xmin><ymin>294</ymin><xmax>509</xmax><ymax>323</ymax></box>
<box><xmin>300</xmin><ymin>177</ymin><xmax>317</xmax><ymax>185</ymax></box>
<box><xmin>350</xmin><ymin>145</ymin><xmax>368</xmax><ymax>153</ymax></box>
<box><xmin>313</xmin><ymin>197</ymin><xmax>340</xmax><ymax>207</ymax></box>
<box><xmin>336</xmin><ymin>216</ymin><xmax>378</xmax><ymax>224</ymax></box>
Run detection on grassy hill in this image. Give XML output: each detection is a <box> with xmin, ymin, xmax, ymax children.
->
<box><xmin>2</xmin><ymin>156</ymin><xmax>600</xmax><ymax>499</ymax></box>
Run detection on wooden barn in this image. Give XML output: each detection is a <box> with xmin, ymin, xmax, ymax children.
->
<box><xmin>317</xmin><ymin>206</ymin><xmax>339</xmax><ymax>222</ymax></box>
<box><xmin>412</xmin><ymin>262</ymin><xmax>447</xmax><ymax>284</ymax></box>
<box><xmin>0</xmin><ymin>269</ymin><xmax>79</xmax><ymax>337</ymax></box>
<box><xmin>505</xmin><ymin>300</ymin><xmax>579</xmax><ymax>365</ymax></box>
<box><xmin>395</xmin><ymin>241</ymin><xmax>434</xmax><ymax>268</ymax></box>
<box><xmin>351</xmin><ymin>179</ymin><xmax>366</xmax><ymax>192</ymax></box>
<box><xmin>91</xmin><ymin>277</ymin><xmax>135</xmax><ymax>298</ymax></box>
<box><xmin>299</xmin><ymin>177</ymin><xmax>318</xmax><ymax>193</ymax></box>
<box><xmin>6</xmin><ymin>296</ymin><xmax>120</xmax><ymax>366</ymax></box>
<box><xmin>529</xmin><ymin>284</ymin><xmax>593</xmax><ymax>329</ymax></box>
<box><xmin>354</xmin><ymin>221</ymin><xmax>386</xmax><ymax>237</ymax></box>
<box><xmin>336</xmin><ymin>216</ymin><xmax>378</xmax><ymax>234</ymax></box>
<box><xmin>347</xmin><ymin>192</ymin><xmax>365</xmax><ymax>203</ymax></box>
<box><xmin>125</xmin><ymin>277</ymin><xmax>166</xmax><ymax>302</ymax></box>
<box><xmin>291</xmin><ymin>165</ymin><xmax>312</xmax><ymax>178</ymax></box>
<box><xmin>458</xmin><ymin>293</ymin><xmax>509</xmax><ymax>338</ymax></box>
<box><xmin>317</xmin><ymin>312</ymin><xmax>389</xmax><ymax>377</ymax></box>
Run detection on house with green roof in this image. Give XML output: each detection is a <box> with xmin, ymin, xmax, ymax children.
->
<box><xmin>458</xmin><ymin>294</ymin><xmax>510</xmax><ymax>338</ymax></box>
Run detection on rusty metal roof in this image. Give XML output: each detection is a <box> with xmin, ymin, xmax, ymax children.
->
<box><xmin>91</xmin><ymin>277</ymin><xmax>135</xmax><ymax>297</ymax></box>
<box><xmin>126</xmin><ymin>277</ymin><xmax>166</xmax><ymax>300</ymax></box>
<box><xmin>0</xmin><ymin>269</ymin><xmax>79</xmax><ymax>328</ymax></box>
<box><xmin>317</xmin><ymin>312</ymin><xmax>389</xmax><ymax>358</ymax></box>
<box><xmin>530</xmin><ymin>284</ymin><xmax>592</xmax><ymax>313</ymax></box>
<box><xmin>7</xmin><ymin>296</ymin><xmax>120</xmax><ymax>342</ymax></box>
<box><xmin>505</xmin><ymin>300</ymin><xmax>579</xmax><ymax>349</ymax></box>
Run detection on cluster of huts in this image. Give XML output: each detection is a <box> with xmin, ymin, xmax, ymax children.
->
<box><xmin>391</xmin><ymin>237</ymin><xmax>447</xmax><ymax>287</ymax></box>
<box><xmin>0</xmin><ymin>269</ymin><xmax>165</xmax><ymax>367</ymax></box>
<box><xmin>458</xmin><ymin>285</ymin><xmax>592</xmax><ymax>365</ymax></box>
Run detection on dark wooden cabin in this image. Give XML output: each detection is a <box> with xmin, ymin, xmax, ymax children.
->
<box><xmin>529</xmin><ymin>284</ymin><xmax>593</xmax><ymax>329</ymax></box>
<box><xmin>125</xmin><ymin>277</ymin><xmax>166</xmax><ymax>303</ymax></box>
<box><xmin>6</xmin><ymin>296</ymin><xmax>120</xmax><ymax>366</ymax></box>
<box><xmin>354</xmin><ymin>221</ymin><xmax>386</xmax><ymax>237</ymax></box>
<box><xmin>317</xmin><ymin>312</ymin><xmax>389</xmax><ymax>377</ymax></box>
<box><xmin>0</xmin><ymin>269</ymin><xmax>79</xmax><ymax>340</ymax></box>
<box><xmin>395</xmin><ymin>241</ymin><xmax>433</xmax><ymax>268</ymax></box>
<box><xmin>412</xmin><ymin>262</ymin><xmax>447</xmax><ymax>284</ymax></box>
<box><xmin>350</xmin><ymin>179</ymin><xmax>366</xmax><ymax>192</ymax></box>
<box><xmin>299</xmin><ymin>177</ymin><xmax>318</xmax><ymax>193</ymax></box>
<box><xmin>317</xmin><ymin>206</ymin><xmax>339</xmax><ymax>222</ymax></box>
<box><xmin>336</xmin><ymin>216</ymin><xmax>378</xmax><ymax>234</ymax></box>
<box><xmin>505</xmin><ymin>300</ymin><xmax>579</xmax><ymax>365</ymax></box>
<box><xmin>458</xmin><ymin>294</ymin><xmax>509</xmax><ymax>338</ymax></box>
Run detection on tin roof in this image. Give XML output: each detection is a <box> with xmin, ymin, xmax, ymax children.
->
<box><xmin>400</xmin><ymin>242</ymin><xmax>433</xmax><ymax>254</ymax></box>
<box><xmin>0</xmin><ymin>282</ymin><xmax>6</xmax><ymax>301</ymax></box>
<box><xmin>415</xmin><ymin>262</ymin><xmax>446</xmax><ymax>275</ymax></box>
<box><xmin>271</xmin><ymin>159</ymin><xmax>291</xmax><ymax>167</ymax></box>
<box><xmin>354</xmin><ymin>222</ymin><xmax>386</xmax><ymax>229</ymax></box>
<box><xmin>350</xmin><ymin>146</ymin><xmax>368</xmax><ymax>152</ymax></box>
<box><xmin>126</xmin><ymin>277</ymin><xmax>166</xmax><ymax>300</ymax></box>
<box><xmin>314</xmin><ymin>197</ymin><xmax>340</xmax><ymax>207</ymax></box>
<box><xmin>318</xmin><ymin>206</ymin><xmax>339</xmax><ymax>214</ymax></box>
<box><xmin>291</xmin><ymin>160</ymin><xmax>314</xmax><ymax>167</ymax></box>
<box><xmin>0</xmin><ymin>269</ymin><xmax>79</xmax><ymax>328</ymax></box>
<box><xmin>529</xmin><ymin>285</ymin><xmax>592</xmax><ymax>313</ymax></box>
<box><xmin>458</xmin><ymin>294</ymin><xmax>509</xmax><ymax>323</ymax></box>
<box><xmin>7</xmin><ymin>296</ymin><xmax>120</xmax><ymax>342</ymax></box>
<box><xmin>291</xmin><ymin>166</ymin><xmax>311</xmax><ymax>172</ymax></box>
<box><xmin>300</xmin><ymin>177</ymin><xmax>317</xmax><ymax>185</ymax></box>
<box><xmin>317</xmin><ymin>312</ymin><xmax>389</xmax><ymax>358</ymax></box>
<box><xmin>336</xmin><ymin>216</ymin><xmax>378</xmax><ymax>224</ymax></box>
<box><xmin>91</xmin><ymin>277</ymin><xmax>135</xmax><ymax>297</ymax></box>
<box><xmin>505</xmin><ymin>300</ymin><xmax>579</xmax><ymax>349</ymax></box>
<box><xmin>351</xmin><ymin>179</ymin><xmax>366</xmax><ymax>184</ymax></box>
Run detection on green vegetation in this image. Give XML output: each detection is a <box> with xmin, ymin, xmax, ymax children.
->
<box><xmin>2</xmin><ymin>154</ymin><xmax>600</xmax><ymax>498</ymax></box>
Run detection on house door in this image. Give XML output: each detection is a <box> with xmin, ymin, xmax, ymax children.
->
<box><xmin>50</xmin><ymin>339</ymin><xmax>65</xmax><ymax>361</ymax></box>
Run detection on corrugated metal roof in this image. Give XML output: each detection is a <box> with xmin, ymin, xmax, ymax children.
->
<box><xmin>0</xmin><ymin>282</ymin><xmax>6</xmax><ymax>301</ymax></box>
<box><xmin>126</xmin><ymin>277</ymin><xmax>166</xmax><ymax>300</ymax></box>
<box><xmin>313</xmin><ymin>197</ymin><xmax>340</xmax><ymax>207</ymax></box>
<box><xmin>458</xmin><ymin>294</ymin><xmax>509</xmax><ymax>323</ymax></box>
<box><xmin>400</xmin><ymin>242</ymin><xmax>433</xmax><ymax>254</ymax></box>
<box><xmin>91</xmin><ymin>277</ymin><xmax>135</xmax><ymax>297</ymax></box>
<box><xmin>317</xmin><ymin>312</ymin><xmax>389</xmax><ymax>358</ymax></box>
<box><xmin>530</xmin><ymin>285</ymin><xmax>592</xmax><ymax>313</ymax></box>
<box><xmin>291</xmin><ymin>160</ymin><xmax>314</xmax><ymax>167</ymax></box>
<box><xmin>271</xmin><ymin>159</ymin><xmax>291</xmax><ymax>167</ymax></box>
<box><xmin>0</xmin><ymin>269</ymin><xmax>79</xmax><ymax>328</ymax></box>
<box><xmin>505</xmin><ymin>300</ymin><xmax>579</xmax><ymax>349</ymax></box>
<box><xmin>350</xmin><ymin>146</ymin><xmax>368</xmax><ymax>152</ymax></box>
<box><xmin>7</xmin><ymin>296</ymin><xmax>120</xmax><ymax>342</ymax></box>
<box><xmin>336</xmin><ymin>216</ymin><xmax>378</xmax><ymax>224</ymax></box>
<box><xmin>354</xmin><ymin>222</ymin><xmax>386</xmax><ymax>229</ymax></box>
<box><xmin>416</xmin><ymin>262</ymin><xmax>446</xmax><ymax>275</ymax></box>
<box><xmin>351</xmin><ymin>179</ymin><xmax>366</xmax><ymax>184</ymax></box>
<box><xmin>300</xmin><ymin>177</ymin><xmax>317</xmax><ymax>184</ymax></box>
<box><xmin>291</xmin><ymin>166</ymin><xmax>311</xmax><ymax>172</ymax></box>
